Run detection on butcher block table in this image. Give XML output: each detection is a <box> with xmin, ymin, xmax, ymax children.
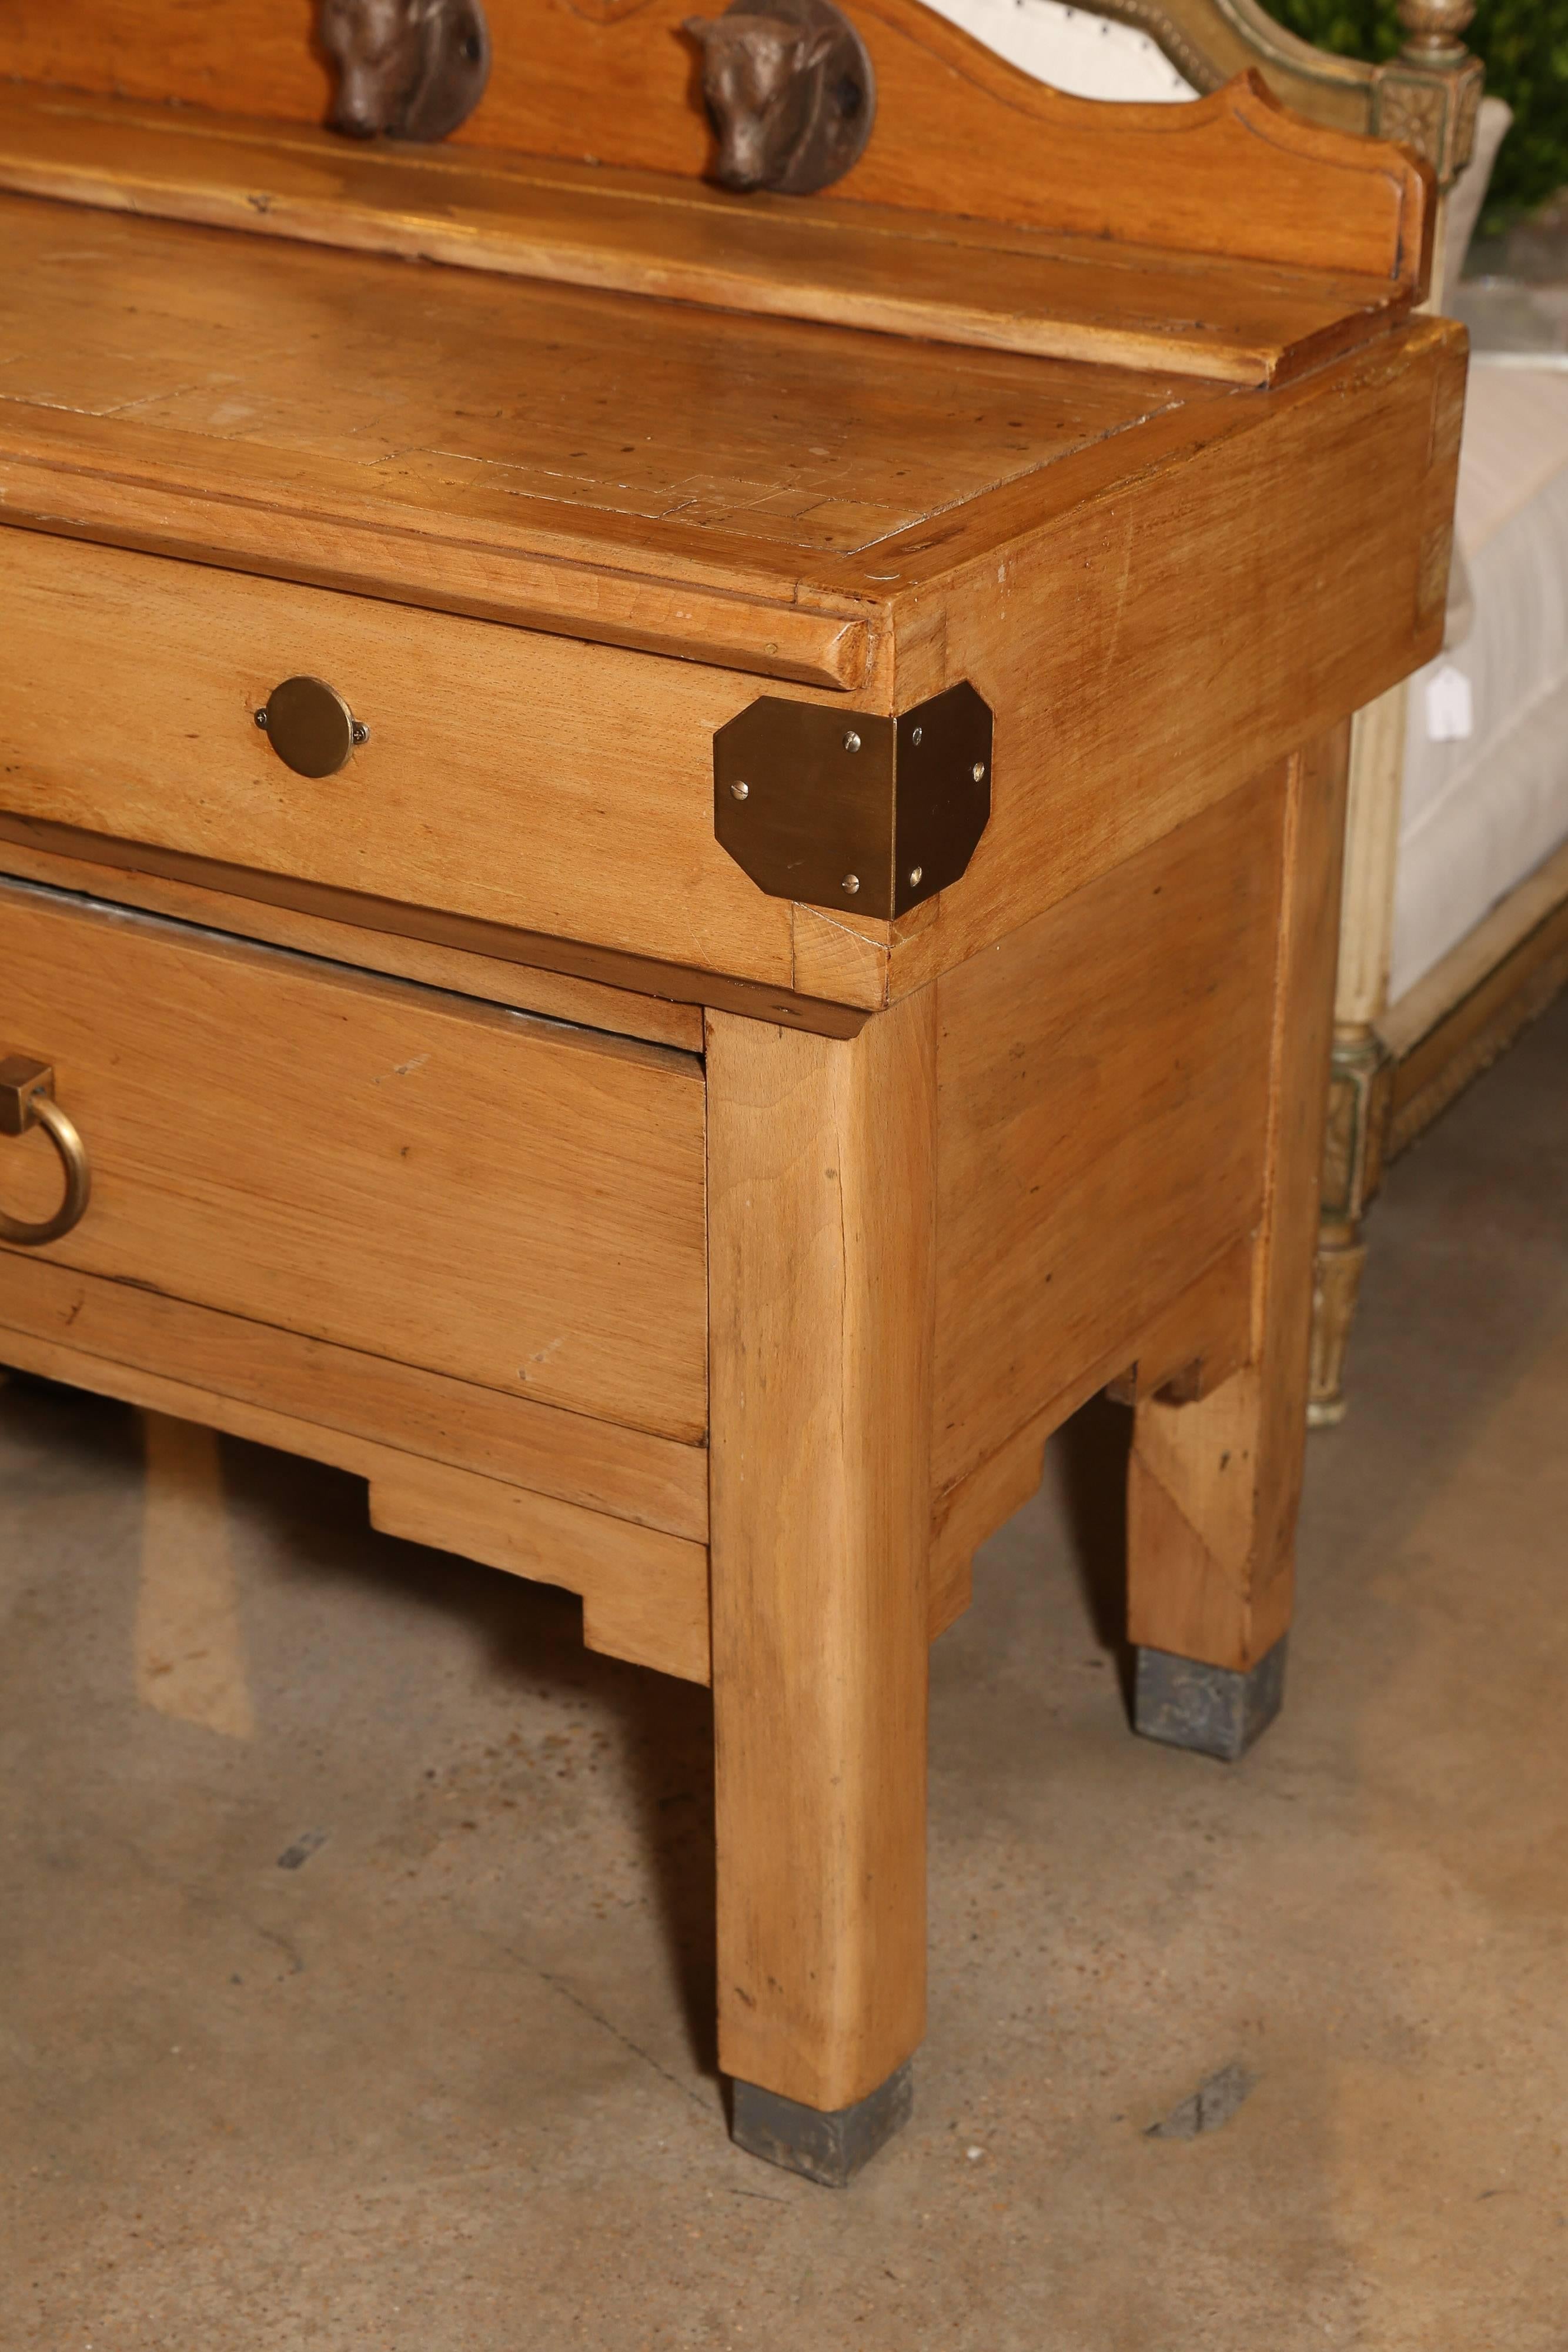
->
<box><xmin>0</xmin><ymin>4</ymin><xmax>1463</xmax><ymax>2184</ymax></box>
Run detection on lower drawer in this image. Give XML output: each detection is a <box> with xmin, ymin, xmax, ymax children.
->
<box><xmin>0</xmin><ymin>878</ymin><xmax>708</xmax><ymax>1443</ymax></box>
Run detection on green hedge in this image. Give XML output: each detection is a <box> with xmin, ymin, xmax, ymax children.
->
<box><xmin>1263</xmin><ymin>0</ymin><xmax>1568</xmax><ymax>230</ymax></box>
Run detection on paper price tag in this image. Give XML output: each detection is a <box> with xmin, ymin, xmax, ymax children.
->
<box><xmin>1425</xmin><ymin>663</ymin><xmax>1474</xmax><ymax>743</ymax></box>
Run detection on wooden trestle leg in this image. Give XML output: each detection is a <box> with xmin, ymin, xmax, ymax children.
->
<box><xmin>1127</xmin><ymin>727</ymin><xmax>1352</xmax><ymax>1762</ymax></box>
<box><xmin>706</xmin><ymin>994</ymin><xmax>937</xmax><ymax>2185</ymax></box>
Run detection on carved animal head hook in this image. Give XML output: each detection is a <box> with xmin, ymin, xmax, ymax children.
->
<box><xmin>683</xmin><ymin>0</ymin><xmax>876</xmax><ymax>195</ymax></box>
<box><xmin>319</xmin><ymin>0</ymin><xmax>492</xmax><ymax>143</ymax></box>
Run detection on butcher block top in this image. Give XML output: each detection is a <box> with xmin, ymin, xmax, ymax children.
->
<box><xmin>0</xmin><ymin>0</ymin><xmax>1467</xmax><ymax>1012</ymax></box>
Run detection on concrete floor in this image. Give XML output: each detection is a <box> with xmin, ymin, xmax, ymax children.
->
<box><xmin>3</xmin><ymin>995</ymin><xmax>1566</xmax><ymax>2352</ymax></box>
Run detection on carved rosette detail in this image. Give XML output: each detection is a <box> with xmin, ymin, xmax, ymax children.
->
<box><xmin>1372</xmin><ymin>54</ymin><xmax>1483</xmax><ymax>182</ymax></box>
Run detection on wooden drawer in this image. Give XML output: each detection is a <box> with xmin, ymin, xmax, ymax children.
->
<box><xmin>0</xmin><ymin>878</ymin><xmax>707</xmax><ymax>1442</ymax></box>
<box><xmin>0</xmin><ymin>529</ymin><xmax>798</xmax><ymax>988</ymax></box>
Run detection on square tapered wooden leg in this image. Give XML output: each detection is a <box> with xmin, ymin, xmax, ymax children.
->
<box><xmin>706</xmin><ymin>994</ymin><xmax>936</xmax><ymax>2181</ymax></box>
<box><xmin>1126</xmin><ymin>729</ymin><xmax>1349</xmax><ymax>1756</ymax></box>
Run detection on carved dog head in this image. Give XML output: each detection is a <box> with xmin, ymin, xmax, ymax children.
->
<box><xmin>683</xmin><ymin>1</ymin><xmax>873</xmax><ymax>195</ymax></box>
<box><xmin>319</xmin><ymin>0</ymin><xmax>490</xmax><ymax>142</ymax></box>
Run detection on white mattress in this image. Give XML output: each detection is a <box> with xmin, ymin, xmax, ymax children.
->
<box><xmin>915</xmin><ymin>0</ymin><xmax>1194</xmax><ymax>101</ymax></box>
<box><xmin>1392</xmin><ymin>365</ymin><xmax>1568</xmax><ymax>1000</ymax></box>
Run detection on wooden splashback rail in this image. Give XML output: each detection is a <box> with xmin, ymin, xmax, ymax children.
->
<box><xmin>0</xmin><ymin>87</ymin><xmax>1412</xmax><ymax>386</ymax></box>
<box><xmin>0</xmin><ymin>0</ymin><xmax>1432</xmax><ymax>293</ymax></box>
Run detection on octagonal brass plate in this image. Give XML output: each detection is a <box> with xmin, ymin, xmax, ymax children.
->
<box><xmin>713</xmin><ymin>681</ymin><xmax>992</xmax><ymax>919</ymax></box>
<box><xmin>259</xmin><ymin>675</ymin><xmax>359</xmax><ymax>779</ymax></box>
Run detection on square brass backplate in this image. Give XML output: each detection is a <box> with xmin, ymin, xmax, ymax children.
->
<box><xmin>713</xmin><ymin>683</ymin><xmax>993</xmax><ymax>919</ymax></box>
<box><xmin>0</xmin><ymin>1054</ymin><xmax>52</xmax><ymax>1139</ymax></box>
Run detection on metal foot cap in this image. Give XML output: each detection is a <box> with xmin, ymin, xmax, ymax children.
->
<box><xmin>1134</xmin><ymin>1635</ymin><xmax>1289</xmax><ymax>1762</ymax></box>
<box><xmin>730</xmin><ymin>2060</ymin><xmax>914</xmax><ymax>2186</ymax></box>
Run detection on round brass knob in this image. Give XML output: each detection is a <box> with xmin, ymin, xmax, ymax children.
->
<box><xmin>255</xmin><ymin>676</ymin><xmax>367</xmax><ymax>779</ymax></box>
<box><xmin>0</xmin><ymin>1057</ymin><xmax>91</xmax><ymax>1248</ymax></box>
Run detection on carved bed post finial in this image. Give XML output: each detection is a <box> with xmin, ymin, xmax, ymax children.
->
<box><xmin>683</xmin><ymin>0</ymin><xmax>876</xmax><ymax>196</ymax></box>
<box><xmin>319</xmin><ymin>0</ymin><xmax>492</xmax><ymax>143</ymax></box>
<box><xmin>1395</xmin><ymin>0</ymin><xmax>1476</xmax><ymax>65</ymax></box>
<box><xmin>1370</xmin><ymin>0</ymin><xmax>1483</xmax><ymax>186</ymax></box>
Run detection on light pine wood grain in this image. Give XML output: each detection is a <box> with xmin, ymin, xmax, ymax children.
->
<box><xmin>0</xmin><ymin>1251</ymin><xmax>707</xmax><ymax>1541</ymax></box>
<box><xmin>0</xmin><ymin>830</ymin><xmax>706</xmax><ymax>1051</ymax></box>
<box><xmin>707</xmin><ymin>992</ymin><xmax>935</xmax><ymax>2110</ymax></box>
<box><xmin>881</xmin><ymin>319</ymin><xmax>1467</xmax><ymax>1001</ymax></box>
<box><xmin>369</xmin><ymin>1456</ymin><xmax>710</xmax><ymax>1683</ymax></box>
<box><xmin>0</xmin><ymin>532</ymin><xmax>805</xmax><ymax>989</ymax></box>
<box><xmin>0</xmin><ymin>880</ymin><xmax>708</xmax><ymax>1443</ymax></box>
<box><xmin>0</xmin><ymin>1322</ymin><xmax>710</xmax><ymax>1682</ymax></box>
<box><xmin>0</xmin><ymin>816</ymin><xmax>870</xmax><ymax>1043</ymax></box>
<box><xmin>0</xmin><ymin>0</ymin><xmax>1431</xmax><ymax>287</ymax></box>
<box><xmin>1128</xmin><ymin>727</ymin><xmax>1350</xmax><ymax>1670</ymax></box>
<box><xmin>927</xmin><ymin>1238</ymin><xmax>1253</xmax><ymax>1641</ymax></box>
<box><xmin>0</xmin><ymin>89</ymin><xmax>1413</xmax><ymax>387</ymax></box>
<box><xmin>932</xmin><ymin>769</ymin><xmax>1284</xmax><ymax>1498</ymax></box>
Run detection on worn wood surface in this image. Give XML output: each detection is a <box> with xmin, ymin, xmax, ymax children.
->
<box><xmin>879</xmin><ymin>319</ymin><xmax>1467</xmax><ymax>1004</ymax></box>
<box><xmin>707</xmin><ymin>994</ymin><xmax>935</xmax><ymax>2110</ymax></box>
<box><xmin>0</xmin><ymin>1250</ymin><xmax>707</xmax><ymax>1541</ymax></box>
<box><xmin>0</xmin><ymin>189</ymin><xmax>1215</xmax><ymax>635</ymax></box>
<box><xmin>0</xmin><ymin>0</ymin><xmax>1430</xmax><ymax>287</ymax></box>
<box><xmin>0</xmin><ymin>1321</ymin><xmax>710</xmax><ymax>1682</ymax></box>
<box><xmin>0</xmin><ymin>89</ymin><xmax>1413</xmax><ymax>387</ymax></box>
<box><xmin>0</xmin><ymin>880</ymin><xmax>708</xmax><ymax>1442</ymax></box>
<box><xmin>1127</xmin><ymin>727</ymin><xmax>1350</xmax><ymax>1671</ymax></box>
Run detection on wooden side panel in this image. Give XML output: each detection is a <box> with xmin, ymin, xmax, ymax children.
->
<box><xmin>927</xmin><ymin>1236</ymin><xmax>1251</xmax><ymax>1639</ymax></box>
<box><xmin>1128</xmin><ymin>726</ymin><xmax>1350</xmax><ymax>1669</ymax></box>
<box><xmin>0</xmin><ymin>0</ymin><xmax>1429</xmax><ymax>286</ymax></box>
<box><xmin>0</xmin><ymin>530</ymin><xmax>799</xmax><ymax>988</ymax></box>
<box><xmin>707</xmin><ymin>993</ymin><xmax>935</xmax><ymax>2110</ymax></box>
<box><xmin>885</xmin><ymin>319</ymin><xmax>1467</xmax><ymax>997</ymax></box>
<box><xmin>0</xmin><ymin>881</ymin><xmax>708</xmax><ymax>1442</ymax></box>
<box><xmin>0</xmin><ymin>1321</ymin><xmax>710</xmax><ymax>1683</ymax></box>
<box><xmin>932</xmin><ymin>768</ymin><xmax>1285</xmax><ymax>1498</ymax></box>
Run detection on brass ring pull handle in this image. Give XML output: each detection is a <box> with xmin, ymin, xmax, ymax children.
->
<box><xmin>0</xmin><ymin>1057</ymin><xmax>91</xmax><ymax>1247</ymax></box>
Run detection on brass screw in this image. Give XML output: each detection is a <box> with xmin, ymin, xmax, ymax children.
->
<box><xmin>908</xmin><ymin>866</ymin><xmax>923</xmax><ymax>887</ymax></box>
<box><xmin>730</xmin><ymin>780</ymin><xmax>750</xmax><ymax>801</ymax></box>
<box><xmin>972</xmin><ymin>761</ymin><xmax>987</xmax><ymax>783</ymax></box>
<box><xmin>843</xmin><ymin>730</ymin><xmax>862</xmax><ymax>754</ymax></box>
<box><xmin>841</xmin><ymin>874</ymin><xmax>860</xmax><ymax>894</ymax></box>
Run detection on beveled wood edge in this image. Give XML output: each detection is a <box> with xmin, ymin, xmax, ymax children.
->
<box><xmin>0</xmin><ymin>1252</ymin><xmax>708</xmax><ymax>1541</ymax></box>
<box><xmin>0</xmin><ymin>477</ymin><xmax>872</xmax><ymax>694</ymax></box>
<box><xmin>0</xmin><ymin>816</ymin><xmax>873</xmax><ymax>1038</ymax></box>
<box><xmin>1379</xmin><ymin>841</ymin><xmax>1568</xmax><ymax>1160</ymax></box>
<box><xmin>0</xmin><ymin>1322</ymin><xmax>711</xmax><ymax>1683</ymax></box>
<box><xmin>0</xmin><ymin>828</ymin><xmax>706</xmax><ymax>1053</ymax></box>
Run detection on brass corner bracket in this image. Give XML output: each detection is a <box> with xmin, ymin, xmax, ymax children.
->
<box><xmin>713</xmin><ymin>683</ymin><xmax>993</xmax><ymax>920</ymax></box>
